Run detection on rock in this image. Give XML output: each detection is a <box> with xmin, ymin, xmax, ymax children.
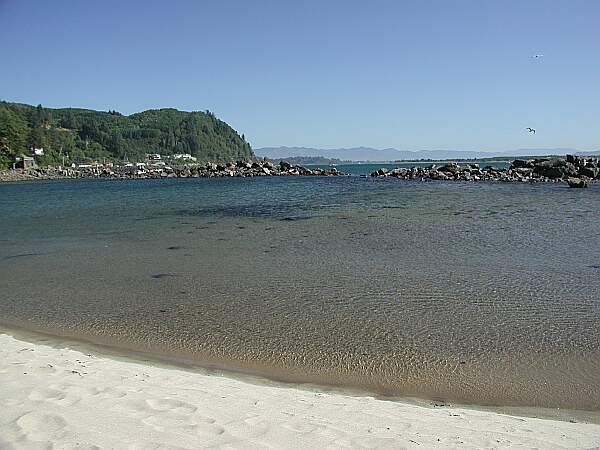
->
<box><xmin>388</xmin><ymin>168</ymin><xmax>401</xmax><ymax>177</ymax></box>
<box><xmin>567</xmin><ymin>177</ymin><xmax>588</xmax><ymax>188</ymax></box>
<box><xmin>515</xmin><ymin>167</ymin><xmax>533</xmax><ymax>175</ymax></box>
<box><xmin>512</xmin><ymin>159</ymin><xmax>533</xmax><ymax>169</ymax></box>
<box><xmin>580</xmin><ymin>166</ymin><xmax>598</xmax><ymax>178</ymax></box>
<box><xmin>439</xmin><ymin>162</ymin><xmax>459</xmax><ymax>173</ymax></box>
<box><xmin>369</xmin><ymin>155</ymin><xmax>591</xmax><ymax>184</ymax></box>
<box><xmin>534</xmin><ymin>166</ymin><xmax>564</xmax><ymax>179</ymax></box>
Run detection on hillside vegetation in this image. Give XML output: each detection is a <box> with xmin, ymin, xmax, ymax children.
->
<box><xmin>0</xmin><ymin>101</ymin><xmax>254</xmax><ymax>168</ymax></box>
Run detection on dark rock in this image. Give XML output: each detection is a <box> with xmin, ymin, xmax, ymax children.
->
<box><xmin>515</xmin><ymin>167</ymin><xmax>533</xmax><ymax>175</ymax></box>
<box><xmin>534</xmin><ymin>166</ymin><xmax>564</xmax><ymax>179</ymax></box>
<box><xmin>567</xmin><ymin>178</ymin><xmax>588</xmax><ymax>188</ymax></box>
<box><xmin>439</xmin><ymin>162</ymin><xmax>459</xmax><ymax>173</ymax></box>
<box><xmin>512</xmin><ymin>159</ymin><xmax>534</xmax><ymax>169</ymax></box>
<box><xmin>580</xmin><ymin>166</ymin><xmax>598</xmax><ymax>178</ymax></box>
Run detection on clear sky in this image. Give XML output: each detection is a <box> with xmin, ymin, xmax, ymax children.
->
<box><xmin>1</xmin><ymin>0</ymin><xmax>598</xmax><ymax>151</ymax></box>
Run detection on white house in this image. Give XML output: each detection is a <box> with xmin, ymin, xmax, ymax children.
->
<box><xmin>173</xmin><ymin>153</ymin><xmax>197</xmax><ymax>162</ymax></box>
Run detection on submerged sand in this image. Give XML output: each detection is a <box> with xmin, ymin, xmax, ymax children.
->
<box><xmin>2</xmin><ymin>179</ymin><xmax>600</xmax><ymax>410</ymax></box>
<box><xmin>1</xmin><ymin>332</ymin><xmax>599</xmax><ymax>450</ymax></box>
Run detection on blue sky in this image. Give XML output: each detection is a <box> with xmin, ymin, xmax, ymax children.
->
<box><xmin>1</xmin><ymin>0</ymin><xmax>599</xmax><ymax>151</ymax></box>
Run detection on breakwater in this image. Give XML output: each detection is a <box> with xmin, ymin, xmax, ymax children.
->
<box><xmin>370</xmin><ymin>155</ymin><xmax>599</xmax><ymax>187</ymax></box>
<box><xmin>0</xmin><ymin>160</ymin><xmax>340</xmax><ymax>182</ymax></box>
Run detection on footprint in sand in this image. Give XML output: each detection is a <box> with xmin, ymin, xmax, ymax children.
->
<box><xmin>113</xmin><ymin>399</ymin><xmax>150</xmax><ymax>416</ymax></box>
<box><xmin>27</xmin><ymin>387</ymin><xmax>65</xmax><ymax>402</ymax></box>
<box><xmin>142</xmin><ymin>415</ymin><xmax>224</xmax><ymax>436</ymax></box>
<box><xmin>59</xmin><ymin>445</ymin><xmax>101</xmax><ymax>450</ymax></box>
<box><xmin>194</xmin><ymin>421</ymin><xmax>226</xmax><ymax>437</ymax></box>
<box><xmin>15</xmin><ymin>411</ymin><xmax>68</xmax><ymax>441</ymax></box>
<box><xmin>85</xmin><ymin>386</ymin><xmax>127</xmax><ymax>399</ymax></box>
<box><xmin>281</xmin><ymin>420</ymin><xmax>319</xmax><ymax>433</ymax></box>
<box><xmin>348</xmin><ymin>436</ymin><xmax>399</xmax><ymax>449</ymax></box>
<box><xmin>127</xmin><ymin>443</ymin><xmax>195</xmax><ymax>450</ymax></box>
<box><xmin>145</xmin><ymin>398</ymin><xmax>197</xmax><ymax>414</ymax></box>
<box><xmin>222</xmin><ymin>415</ymin><xmax>270</xmax><ymax>439</ymax></box>
<box><xmin>48</xmin><ymin>383</ymin><xmax>126</xmax><ymax>401</ymax></box>
<box><xmin>0</xmin><ymin>438</ymin><xmax>56</xmax><ymax>450</ymax></box>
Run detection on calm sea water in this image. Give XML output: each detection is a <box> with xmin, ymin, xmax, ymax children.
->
<box><xmin>1</xmin><ymin>174</ymin><xmax>599</xmax><ymax>411</ymax></box>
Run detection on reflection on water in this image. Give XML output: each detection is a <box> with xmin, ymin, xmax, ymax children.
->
<box><xmin>0</xmin><ymin>177</ymin><xmax>599</xmax><ymax>410</ymax></box>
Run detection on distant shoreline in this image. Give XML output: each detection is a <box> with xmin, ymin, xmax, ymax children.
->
<box><xmin>300</xmin><ymin>155</ymin><xmax>559</xmax><ymax>165</ymax></box>
<box><xmin>2</xmin><ymin>155</ymin><xmax>598</xmax><ymax>186</ymax></box>
<box><xmin>0</xmin><ymin>160</ymin><xmax>341</xmax><ymax>183</ymax></box>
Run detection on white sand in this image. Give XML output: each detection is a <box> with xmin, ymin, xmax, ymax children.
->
<box><xmin>1</xmin><ymin>333</ymin><xmax>599</xmax><ymax>450</ymax></box>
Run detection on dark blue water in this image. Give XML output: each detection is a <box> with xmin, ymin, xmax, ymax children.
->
<box><xmin>1</xmin><ymin>176</ymin><xmax>599</xmax><ymax>410</ymax></box>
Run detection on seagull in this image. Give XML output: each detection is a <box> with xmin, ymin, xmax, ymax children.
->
<box><xmin>526</xmin><ymin>127</ymin><xmax>536</xmax><ymax>134</ymax></box>
<box><xmin>531</xmin><ymin>54</ymin><xmax>544</xmax><ymax>59</ymax></box>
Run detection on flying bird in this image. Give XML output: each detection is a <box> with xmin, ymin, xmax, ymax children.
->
<box><xmin>531</xmin><ymin>54</ymin><xmax>544</xmax><ymax>59</ymax></box>
<box><xmin>526</xmin><ymin>127</ymin><xmax>536</xmax><ymax>134</ymax></box>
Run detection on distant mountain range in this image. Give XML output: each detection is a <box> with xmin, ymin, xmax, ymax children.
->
<box><xmin>255</xmin><ymin>146</ymin><xmax>599</xmax><ymax>162</ymax></box>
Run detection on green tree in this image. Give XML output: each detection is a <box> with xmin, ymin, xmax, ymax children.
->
<box><xmin>0</xmin><ymin>101</ymin><xmax>255</xmax><ymax>166</ymax></box>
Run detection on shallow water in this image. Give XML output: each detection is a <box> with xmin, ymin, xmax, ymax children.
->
<box><xmin>1</xmin><ymin>176</ymin><xmax>599</xmax><ymax>410</ymax></box>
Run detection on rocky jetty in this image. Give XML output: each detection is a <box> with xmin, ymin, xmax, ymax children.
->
<box><xmin>371</xmin><ymin>155</ymin><xmax>599</xmax><ymax>187</ymax></box>
<box><xmin>0</xmin><ymin>160</ymin><xmax>341</xmax><ymax>182</ymax></box>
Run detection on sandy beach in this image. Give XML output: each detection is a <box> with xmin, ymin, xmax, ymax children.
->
<box><xmin>1</xmin><ymin>333</ymin><xmax>599</xmax><ymax>449</ymax></box>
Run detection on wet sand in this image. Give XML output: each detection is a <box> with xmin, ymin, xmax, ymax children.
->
<box><xmin>1</xmin><ymin>177</ymin><xmax>600</xmax><ymax>411</ymax></box>
<box><xmin>2</xmin><ymin>332</ymin><xmax>599</xmax><ymax>449</ymax></box>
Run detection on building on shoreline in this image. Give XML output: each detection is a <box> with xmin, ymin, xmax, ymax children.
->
<box><xmin>172</xmin><ymin>153</ymin><xmax>197</xmax><ymax>162</ymax></box>
<box><xmin>14</xmin><ymin>156</ymin><xmax>37</xmax><ymax>170</ymax></box>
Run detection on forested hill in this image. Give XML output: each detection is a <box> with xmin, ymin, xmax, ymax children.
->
<box><xmin>0</xmin><ymin>101</ymin><xmax>254</xmax><ymax>168</ymax></box>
